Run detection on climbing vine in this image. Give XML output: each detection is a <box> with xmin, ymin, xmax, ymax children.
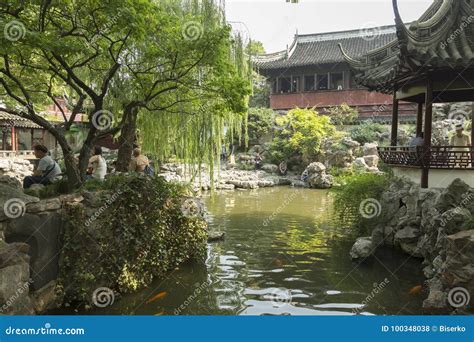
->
<box><xmin>58</xmin><ymin>175</ymin><xmax>208</xmax><ymax>305</ymax></box>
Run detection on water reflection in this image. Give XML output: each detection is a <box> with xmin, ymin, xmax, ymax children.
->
<box><xmin>61</xmin><ymin>187</ymin><xmax>427</xmax><ymax>315</ymax></box>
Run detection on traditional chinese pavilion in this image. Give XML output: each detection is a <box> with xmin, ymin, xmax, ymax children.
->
<box><xmin>340</xmin><ymin>0</ymin><xmax>474</xmax><ymax>188</ymax></box>
<box><xmin>254</xmin><ymin>26</ymin><xmax>418</xmax><ymax>121</ymax></box>
<box><xmin>0</xmin><ymin>97</ymin><xmax>87</xmax><ymax>158</ymax></box>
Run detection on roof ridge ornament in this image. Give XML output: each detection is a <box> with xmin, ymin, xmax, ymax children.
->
<box><xmin>337</xmin><ymin>43</ymin><xmax>364</xmax><ymax>67</ymax></box>
<box><xmin>392</xmin><ymin>0</ymin><xmax>409</xmax><ymax>45</ymax></box>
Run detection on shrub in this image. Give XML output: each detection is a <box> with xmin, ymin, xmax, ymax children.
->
<box><xmin>58</xmin><ymin>174</ymin><xmax>208</xmax><ymax>305</ymax></box>
<box><xmin>246</xmin><ymin>107</ymin><xmax>275</xmax><ymax>144</ymax></box>
<box><xmin>326</xmin><ymin>103</ymin><xmax>359</xmax><ymax>125</ymax></box>
<box><xmin>267</xmin><ymin>108</ymin><xmax>335</xmax><ymax>166</ymax></box>
<box><xmin>331</xmin><ymin>172</ymin><xmax>391</xmax><ymax>235</ymax></box>
<box><xmin>349</xmin><ymin>120</ymin><xmax>387</xmax><ymax>145</ymax></box>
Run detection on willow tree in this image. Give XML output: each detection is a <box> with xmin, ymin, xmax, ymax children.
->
<box><xmin>114</xmin><ymin>0</ymin><xmax>251</xmax><ymax>174</ymax></box>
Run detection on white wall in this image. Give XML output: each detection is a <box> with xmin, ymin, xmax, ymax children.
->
<box><xmin>392</xmin><ymin>167</ymin><xmax>474</xmax><ymax>188</ymax></box>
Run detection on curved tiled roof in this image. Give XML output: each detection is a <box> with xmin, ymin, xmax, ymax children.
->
<box><xmin>340</xmin><ymin>0</ymin><xmax>474</xmax><ymax>93</ymax></box>
<box><xmin>254</xmin><ymin>26</ymin><xmax>398</xmax><ymax>71</ymax></box>
<box><xmin>0</xmin><ymin>111</ymin><xmax>41</xmax><ymax>129</ymax></box>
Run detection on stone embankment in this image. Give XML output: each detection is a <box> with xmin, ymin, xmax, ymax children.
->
<box><xmin>350</xmin><ymin>178</ymin><xmax>473</xmax><ymax>311</ymax></box>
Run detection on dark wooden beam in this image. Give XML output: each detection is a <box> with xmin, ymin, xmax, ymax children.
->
<box><xmin>472</xmin><ymin>103</ymin><xmax>474</xmax><ymax>149</ymax></box>
<box><xmin>391</xmin><ymin>95</ymin><xmax>399</xmax><ymax>146</ymax></box>
<box><xmin>416</xmin><ymin>103</ymin><xmax>423</xmax><ymax>136</ymax></box>
<box><xmin>421</xmin><ymin>78</ymin><xmax>433</xmax><ymax>189</ymax></box>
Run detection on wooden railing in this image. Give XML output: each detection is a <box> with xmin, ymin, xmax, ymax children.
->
<box><xmin>378</xmin><ymin>146</ymin><xmax>474</xmax><ymax>170</ymax></box>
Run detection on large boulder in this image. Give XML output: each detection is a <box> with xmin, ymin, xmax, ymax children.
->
<box><xmin>0</xmin><ymin>184</ymin><xmax>39</xmax><ymax>221</ymax></box>
<box><xmin>362</xmin><ymin>143</ymin><xmax>378</xmax><ymax>156</ymax></box>
<box><xmin>442</xmin><ymin>230</ymin><xmax>474</xmax><ymax>295</ymax></box>
<box><xmin>303</xmin><ymin>162</ymin><xmax>333</xmax><ymax>189</ymax></box>
<box><xmin>350</xmin><ymin>237</ymin><xmax>374</xmax><ymax>260</ymax></box>
<box><xmin>352</xmin><ymin>157</ymin><xmax>369</xmax><ymax>172</ymax></box>
<box><xmin>363</xmin><ymin>155</ymin><xmax>379</xmax><ymax>168</ymax></box>
<box><xmin>5</xmin><ymin>212</ymin><xmax>63</xmax><ymax>290</ymax></box>
<box><xmin>261</xmin><ymin>164</ymin><xmax>278</xmax><ymax>174</ymax></box>
<box><xmin>0</xmin><ymin>241</ymin><xmax>33</xmax><ymax>314</ymax></box>
<box><xmin>341</xmin><ymin>137</ymin><xmax>360</xmax><ymax>148</ymax></box>
<box><xmin>435</xmin><ymin>178</ymin><xmax>471</xmax><ymax>213</ymax></box>
<box><xmin>394</xmin><ymin>226</ymin><xmax>423</xmax><ymax>257</ymax></box>
<box><xmin>0</xmin><ymin>158</ymin><xmax>34</xmax><ymax>184</ymax></box>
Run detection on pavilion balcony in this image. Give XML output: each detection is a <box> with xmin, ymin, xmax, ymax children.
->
<box><xmin>378</xmin><ymin>146</ymin><xmax>474</xmax><ymax>188</ymax></box>
<box><xmin>378</xmin><ymin>146</ymin><xmax>474</xmax><ymax>170</ymax></box>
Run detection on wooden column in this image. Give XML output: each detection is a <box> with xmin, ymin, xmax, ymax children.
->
<box><xmin>421</xmin><ymin>78</ymin><xmax>433</xmax><ymax>189</ymax></box>
<box><xmin>11</xmin><ymin>126</ymin><xmax>16</xmax><ymax>151</ymax></box>
<box><xmin>471</xmin><ymin>102</ymin><xmax>474</xmax><ymax>146</ymax></box>
<box><xmin>391</xmin><ymin>94</ymin><xmax>399</xmax><ymax>146</ymax></box>
<box><xmin>416</xmin><ymin>103</ymin><xmax>423</xmax><ymax>137</ymax></box>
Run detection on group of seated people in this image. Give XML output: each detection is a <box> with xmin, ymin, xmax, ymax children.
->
<box><xmin>23</xmin><ymin>144</ymin><xmax>151</xmax><ymax>189</ymax></box>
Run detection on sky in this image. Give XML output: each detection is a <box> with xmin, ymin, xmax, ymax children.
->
<box><xmin>226</xmin><ymin>0</ymin><xmax>434</xmax><ymax>53</ymax></box>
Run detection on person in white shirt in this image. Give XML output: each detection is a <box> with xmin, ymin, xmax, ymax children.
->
<box><xmin>87</xmin><ymin>146</ymin><xmax>107</xmax><ymax>180</ymax></box>
<box><xmin>450</xmin><ymin>123</ymin><xmax>471</xmax><ymax>151</ymax></box>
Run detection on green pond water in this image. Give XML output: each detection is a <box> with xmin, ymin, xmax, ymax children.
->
<box><xmin>62</xmin><ymin>187</ymin><xmax>429</xmax><ymax>315</ymax></box>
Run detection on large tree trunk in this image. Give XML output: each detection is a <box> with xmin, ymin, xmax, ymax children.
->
<box><xmin>78</xmin><ymin>127</ymin><xmax>97</xmax><ymax>177</ymax></box>
<box><xmin>57</xmin><ymin>138</ymin><xmax>82</xmax><ymax>190</ymax></box>
<box><xmin>115</xmin><ymin>104</ymin><xmax>138</xmax><ymax>172</ymax></box>
<box><xmin>46</xmin><ymin>128</ymin><xmax>82</xmax><ymax>190</ymax></box>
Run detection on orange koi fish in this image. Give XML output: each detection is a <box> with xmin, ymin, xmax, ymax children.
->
<box><xmin>146</xmin><ymin>291</ymin><xmax>167</xmax><ymax>304</ymax></box>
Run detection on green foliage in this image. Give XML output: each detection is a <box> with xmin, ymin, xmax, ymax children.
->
<box><xmin>326</xmin><ymin>103</ymin><xmax>359</xmax><ymax>125</ymax></box>
<box><xmin>249</xmin><ymin>72</ymin><xmax>271</xmax><ymax>108</ymax></box>
<box><xmin>135</xmin><ymin>0</ymin><xmax>251</xmax><ymax>177</ymax></box>
<box><xmin>349</xmin><ymin>120</ymin><xmax>387</xmax><ymax>145</ymax></box>
<box><xmin>246</xmin><ymin>107</ymin><xmax>275</xmax><ymax>143</ymax></box>
<box><xmin>331</xmin><ymin>172</ymin><xmax>391</xmax><ymax>235</ymax></box>
<box><xmin>245</xmin><ymin>40</ymin><xmax>265</xmax><ymax>55</ymax></box>
<box><xmin>268</xmin><ymin>108</ymin><xmax>335</xmax><ymax>165</ymax></box>
<box><xmin>24</xmin><ymin>179</ymin><xmax>70</xmax><ymax>199</ymax></box>
<box><xmin>58</xmin><ymin>175</ymin><xmax>207</xmax><ymax>304</ymax></box>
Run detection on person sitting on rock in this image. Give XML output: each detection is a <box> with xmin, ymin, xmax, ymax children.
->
<box><xmin>86</xmin><ymin>146</ymin><xmax>107</xmax><ymax>180</ymax></box>
<box><xmin>129</xmin><ymin>147</ymin><xmax>150</xmax><ymax>173</ymax></box>
<box><xmin>23</xmin><ymin>144</ymin><xmax>62</xmax><ymax>189</ymax></box>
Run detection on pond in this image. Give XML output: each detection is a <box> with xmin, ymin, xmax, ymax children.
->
<box><xmin>65</xmin><ymin>187</ymin><xmax>428</xmax><ymax>315</ymax></box>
